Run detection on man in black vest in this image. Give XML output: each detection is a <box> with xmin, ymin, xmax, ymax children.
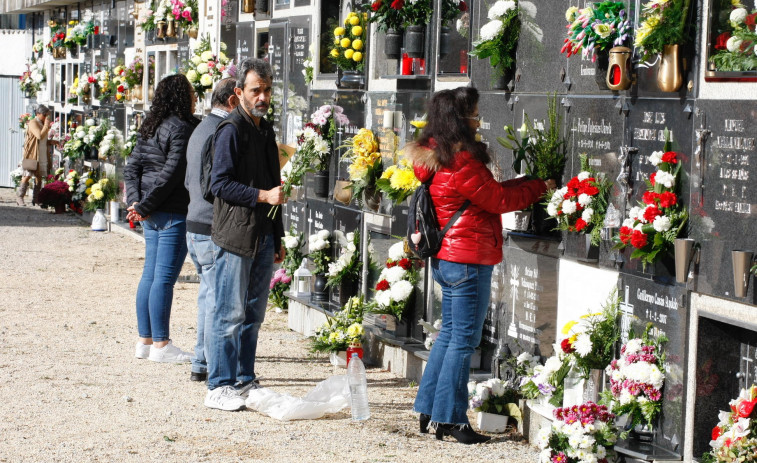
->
<box><xmin>205</xmin><ymin>58</ymin><xmax>286</xmax><ymax>411</ymax></box>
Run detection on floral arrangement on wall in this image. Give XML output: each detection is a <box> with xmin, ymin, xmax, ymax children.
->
<box><xmin>98</xmin><ymin>126</ymin><xmax>125</xmax><ymax>160</ymax></box>
<box><xmin>468</xmin><ymin>377</ymin><xmax>521</xmax><ymax>417</ymax></box>
<box><xmin>469</xmin><ymin>0</ymin><xmax>520</xmax><ymax>81</ymax></box>
<box><xmin>561</xmin><ymin>2</ymin><xmax>630</xmax><ymax>61</ymax></box>
<box><xmin>536</xmin><ymin>402</ymin><xmax>617</xmax><ymax>463</ymax></box>
<box><xmin>375</xmin><ymin>158</ymin><xmax>420</xmax><ymax>204</ymax></box>
<box><xmin>365</xmin><ymin>0</ymin><xmax>405</xmax><ymax>33</ymax></box>
<box><xmin>268</xmin><ymin>228</ymin><xmax>306</xmax><ymax>312</ymax></box>
<box><xmin>635</xmin><ymin>0</ymin><xmax>690</xmax><ymax>61</ymax></box>
<box><xmin>370</xmin><ymin>241</ymin><xmax>418</xmax><ymax>321</ymax></box>
<box><xmin>342</xmin><ymin>128</ymin><xmax>382</xmax><ymax>203</ymax></box>
<box><xmin>709</xmin><ymin>0</ymin><xmax>757</xmax><ymax>71</ymax></box>
<box><xmin>520</xmin><ymin>352</ymin><xmax>571</xmax><ymax>407</ymax></box>
<box><xmin>46</xmin><ymin>22</ymin><xmax>66</xmax><ymax>51</ymax></box>
<box><xmin>84</xmin><ymin>175</ymin><xmax>118</xmax><ymax>212</ymax></box>
<box><xmin>19</xmin><ymin>59</ymin><xmax>45</xmax><ymax>97</ymax></box>
<box><xmin>18</xmin><ymin>113</ymin><xmax>33</xmax><ymax>130</ymax></box>
<box><xmin>329</xmin><ymin>12</ymin><xmax>367</xmax><ymax>72</ymax></box>
<box><xmin>326</xmin><ymin>231</ymin><xmax>362</xmax><ymax>289</ymax></box>
<box><xmin>310</xmin><ymin>296</ymin><xmax>366</xmax><ymax>353</ymax></box>
<box><xmin>702</xmin><ymin>384</ymin><xmax>757</xmax><ymax>462</ymax></box>
<box><xmin>182</xmin><ymin>36</ymin><xmax>231</xmax><ymax>100</ymax></box>
<box><xmin>68</xmin><ymin>73</ymin><xmax>95</xmax><ymax>103</ymax></box>
<box><xmin>558</xmin><ymin>294</ymin><xmax>620</xmax><ymax>379</ymax></box>
<box><xmin>64</xmin><ymin>21</ymin><xmax>95</xmax><ymax>49</ymax></box>
<box><xmin>308</xmin><ymin>229</ymin><xmax>332</xmax><ymax>275</ymax></box>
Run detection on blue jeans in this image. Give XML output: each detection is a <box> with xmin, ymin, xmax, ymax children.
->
<box><xmin>136</xmin><ymin>212</ymin><xmax>188</xmax><ymax>342</ymax></box>
<box><xmin>413</xmin><ymin>259</ymin><xmax>494</xmax><ymax>425</ymax></box>
<box><xmin>207</xmin><ymin>235</ymin><xmax>274</xmax><ymax>390</ymax></box>
<box><xmin>186</xmin><ymin>232</ymin><xmax>218</xmax><ymax>374</ymax></box>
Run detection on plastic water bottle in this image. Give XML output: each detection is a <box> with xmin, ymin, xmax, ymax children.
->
<box><xmin>347</xmin><ymin>353</ymin><xmax>370</xmax><ymax>421</ymax></box>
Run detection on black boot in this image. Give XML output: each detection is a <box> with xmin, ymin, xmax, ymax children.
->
<box><xmin>419</xmin><ymin>414</ymin><xmax>431</xmax><ymax>434</ymax></box>
<box><xmin>435</xmin><ymin>424</ymin><xmax>491</xmax><ymax>444</ymax></box>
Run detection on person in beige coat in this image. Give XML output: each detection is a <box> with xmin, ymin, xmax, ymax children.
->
<box><xmin>18</xmin><ymin>105</ymin><xmax>52</xmax><ymax>206</ymax></box>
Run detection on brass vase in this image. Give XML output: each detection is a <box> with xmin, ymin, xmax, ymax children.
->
<box><xmin>606</xmin><ymin>46</ymin><xmax>632</xmax><ymax>91</ymax></box>
<box><xmin>148</xmin><ymin>86</ymin><xmax>155</xmax><ymax>100</ymax></box>
<box><xmin>187</xmin><ymin>26</ymin><xmax>198</xmax><ymax>39</ymax></box>
<box><xmin>155</xmin><ymin>20</ymin><xmax>167</xmax><ymax>38</ymax></box>
<box><xmin>242</xmin><ymin>0</ymin><xmax>255</xmax><ymax>13</ymax></box>
<box><xmin>657</xmin><ymin>44</ymin><xmax>683</xmax><ymax>92</ymax></box>
<box><xmin>132</xmin><ymin>85</ymin><xmax>143</xmax><ymax>101</ymax></box>
<box><xmin>166</xmin><ymin>19</ymin><xmax>176</xmax><ymax>37</ymax></box>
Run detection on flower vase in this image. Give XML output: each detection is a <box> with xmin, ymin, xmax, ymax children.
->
<box><xmin>54</xmin><ymin>203</ymin><xmax>65</xmax><ymax>214</ymax></box>
<box><xmin>502</xmin><ymin>210</ymin><xmax>531</xmax><ymax>231</ymax></box>
<box><xmin>475</xmin><ymin>412</ymin><xmax>509</xmax><ymax>433</ymax></box>
<box><xmin>491</xmin><ymin>67</ymin><xmax>515</xmax><ymax>91</ymax></box>
<box><xmin>362</xmin><ymin>187</ymin><xmax>381</xmax><ymax>212</ymax></box>
<box><xmin>581</xmin><ymin>369</ymin><xmax>603</xmax><ymax>404</ymax></box>
<box><xmin>109</xmin><ymin>200</ymin><xmax>120</xmax><ymax>223</ymax></box>
<box><xmin>187</xmin><ymin>26</ymin><xmax>198</xmax><ymax>39</ymax></box>
<box><xmin>155</xmin><ymin>21</ymin><xmax>167</xmax><ymax>39</ymax></box>
<box><xmin>329</xmin><ymin>350</ymin><xmax>347</xmax><ymax>368</ymax></box>
<box><xmin>404</xmin><ymin>25</ymin><xmax>425</xmax><ymax>58</ymax></box>
<box><xmin>629</xmin><ymin>423</ymin><xmax>655</xmax><ymax>443</ymax></box>
<box><xmin>148</xmin><ymin>86</ymin><xmax>155</xmax><ymax>100</ymax></box>
<box><xmin>339</xmin><ymin>70</ymin><xmax>364</xmax><ymax>89</ymax></box>
<box><xmin>657</xmin><ymin>44</ymin><xmax>683</xmax><ymax>92</ymax></box>
<box><xmin>242</xmin><ymin>0</ymin><xmax>254</xmax><ymax>13</ymax></box>
<box><xmin>438</xmin><ymin>26</ymin><xmax>451</xmax><ymax>59</ymax></box>
<box><xmin>594</xmin><ymin>49</ymin><xmax>610</xmax><ymax>89</ymax></box>
<box><xmin>313</xmin><ymin>170</ymin><xmax>329</xmax><ymax>198</ymax></box>
<box><xmin>384</xmin><ymin>29</ymin><xmax>402</xmax><ymax>59</ymax></box>
<box><xmin>132</xmin><ymin>85</ymin><xmax>143</xmax><ymax>102</ymax></box>
<box><xmin>53</xmin><ymin>46</ymin><xmax>66</xmax><ymax>59</ymax></box>
<box><xmin>91</xmin><ymin>209</ymin><xmax>107</xmax><ymax>231</ymax></box>
<box><xmin>313</xmin><ymin>273</ymin><xmax>329</xmax><ymax>302</ymax></box>
<box><xmin>165</xmin><ymin>19</ymin><xmax>176</xmax><ymax>37</ymax></box>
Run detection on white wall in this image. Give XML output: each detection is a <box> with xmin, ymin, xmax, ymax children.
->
<box><xmin>0</xmin><ymin>29</ymin><xmax>31</xmax><ymax>76</ymax></box>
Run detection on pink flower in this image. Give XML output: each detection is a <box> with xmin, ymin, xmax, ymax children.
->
<box><xmin>207</xmin><ymin>61</ymin><xmax>215</xmax><ymax>68</ymax></box>
<box><xmin>182</xmin><ymin>9</ymin><xmax>192</xmax><ymax>20</ymax></box>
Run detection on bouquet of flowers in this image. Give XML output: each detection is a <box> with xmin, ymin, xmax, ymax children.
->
<box><xmin>124</xmin><ymin>57</ymin><xmax>144</xmax><ymax>90</ymax></box>
<box><xmin>364</xmin><ymin>0</ymin><xmax>405</xmax><ymax>33</ymax></box>
<box><xmin>62</xmin><ymin>129</ymin><xmax>88</xmax><ymax>161</ymax></box>
<box><xmin>310</xmin><ymin>296</ymin><xmax>366</xmax><ymax>353</ymax></box>
<box><xmin>94</xmin><ymin>67</ymin><xmax>114</xmax><ymax>100</ymax></box>
<box><xmin>559</xmin><ymin>294</ymin><xmax>620</xmax><ymax>379</ymax></box>
<box><xmin>122</xmin><ymin>124</ymin><xmax>138</xmax><ymax>159</ymax></box>
<box><xmin>546</xmin><ymin>154</ymin><xmax>613</xmax><ymax>245</ymax></box>
<box><xmin>48</xmin><ymin>117</ymin><xmax>62</xmax><ymax>143</ymax></box>
<box><xmin>268</xmin><ymin>268</ymin><xmax>292</xmax><ymax>312</ymax></box>
<box><xmin>64</xmin><ymin>169</ymin><xmax>80</xmax><ymax>194</ymax></box>
<box><xmin>601</xmin><ymin>324</ymin><xmax>667</xmax><ymax>432</ymax></box>
<box><xmin>46</xmin><ymin>23</ymin><xmax>66</xmax><ymax>51</ymax></box>
<box><xmin>183</xmin><ymin>35</ymin><xmax>231</xmax><ymax>100</ymax></box>
<box><xmin>98</xmin><ymin>127</ymin><xmax>125</xmax><ymax>160</ymax></box>
<box><xmin>110</xmin><ymin>63</ymin><xmax>129</xmax><ymax>103</ymax></box>
<box><xmin>703</xmin><ymin>384</ymin><xmax>757</xmax><ymax>462</ymax></box>
<box><xmin>167</xmin><ymin>0</ymin><xmax>199</xmax><ymax>30</ymax></box>
<box><xmin>520</xmin><ymin>352</ymin><xmax>571</xmax><ymax>407</ymax></box>
<box><xmin>468</xmin><ymin>0</ymin><xmax>520</xmax><ymax>81</ymax></box>
<box><xmin>561</xmin><ymin>2</ymin><xmax>631</xmax><ymax>61</ymax></box>
<box><xmin>19</xmin><ymin>60</ymin><xmax>45</xmax><ymax>97</ymax></box>
<box><xmin>82</xmin><ymin>118</ymin><xmax>109</xmax><ymax>149</ymax></box>
<box><xmin>308</xmin><ymin>229</ymin><xmax>332</xmax><ymax>275</ymax></box>
<box><xmin>468</xmin><ymin>377</ymin><xmax>521</xmax><ymax>417</ymax></box>
<box><xmin>282</xmin><ymin>227</ymin><xmax>306</xmax><ymax>275</ymax></box>
<box><xmin>371</xmin><ymin>241</ymin><xmax>418</xmax><ymax>321</ymax></box>
<box><xmin>342</xmin><ymin>128</ymin><xmax>382</xmax><ymax>203</ymax></box>
<box><xmin>708</xmin><ymin>1</ymin><xmax>757</xmax><ymax>71</ymax></box>
<box><xmin>635</xmin><ymin>0</ymin><xmax>691</xmax><ymax>61</ymax></box>
<box><xmin>18</xmin><ymin>113</ymin><xmax>34</xmax><ymax>130</ymax></box>
<box><xmin>84</xmin><ymin>176</ymin><xmax>118</xmax><ymax>212</ymax></box>
<box><xmin>32</xmin><ymin>39</ymin><xmax>44</xmax><ymax>55</ymax></box>
<box><xmin>326</xmin><ymin>230</ymin><xmax>362</xmax><ymax>289</ymax></box>
<box><xmin>68</xmin><ymin>74</ymin><xmax>94</xmax><ymax>103</ymax></box>
<box><xmin>441</xmin><ymin>0</ymin><xmax>467</xmax><ymax>28</ymax></box>
<box><xmin>536</xmin><ymin>402</ymin><xmax>617</xmax><ymax>463</ymax></box>
<box><xmin>64</xmin><ymin>21</ymin><xmax>93</xmax><ymax>48</ymax></box>
<box><xmin>399</xmin><ymin>0</ymin><xmax>433</xmax><ymax>27</ymax></box>
<box><xmin>72</xmin><ymin>171</ymin><xmax>92</xmax><ymax>206</ymax></box>
<box><xmin>37</xmin><ymin>180</ymin><xmax>72</xmax><ymax>209</ymax></box>
<box><xmin>10</xmin><ymin>167</ymin><xmax>23</xmax><ymax>190</ymax></box>
<box><xmin>614</xmin><ymin>133</ymin><xmax>688</xmax><ymax>269</ymax></box>
<box><xmin>375</xmin><ymin>158</ymin><xmax>420</xmax><ymax>204</ymax></box>
<box><xmin>329</xmin><ymin>12</ymin><xmax>367</xmax><ymax>72</ymax></box>
<box><xmin>418</xmin><ymin>318</ymin><xmax>441</xmax><ymax>350</ymax></box>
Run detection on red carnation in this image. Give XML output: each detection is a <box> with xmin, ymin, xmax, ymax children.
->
<box><xmin>118</xmin><ymin>85</ymin><xmax>125</xmax><ymax>92</ymax></box>
<box><xmin>712</xmin><ymin>426</ymin><xmax>722</xmax><ymax>441</ymax></box>
<box><xmin>567</xmin><ymin>177</ymin><xmax>580</xmax><ymax>191</ymax></box>
<box><xmin>578</xmin><ymin>182</ymin><xmax>599</xmax><ymax>196</ymax></box>
<box><xmin>650</xmin><ymin>172</ymin><xmax>656</xmax><ymax>186</ymax></box>
<box><xmin>747</xmin><ymin>13</ymin><xmax>757</xmax><ymax>31</ymax></box>
<box><xmin>630</xmin><ymin>230</ymin><xmax>648</xmax><ymax>249</ymax></box>
<box><xmin>386</xmin><ymin>261</ymin><xmax>396</xmax><ymax>268</ymax></box>
<box><xmin>459</xmin><ymin>0</ymin><xmax>467</xmax><ymax>11</ymax></box>
<box><xmin>643</xmin><ymin>205</ymin><xmax>662</xmax><ymax>223</ymax></box>
<box><xmin>642</xmin><ymin>191</ymin><xmax>659</xmax><ymax>205</ymax></box>
<box><xmin>715</xmin><ymin>32</ymin><xmax>731</xmax><ymax>50</ymax></box>
<box><xmin>561</xmin><ymin>338</ymin><xmax>575</xmax><ymax>354</ymax></box>
<box><xmin>574</xmin><ymin>218</ymin><xmax>587</xmax><ymax>231</ymax></box>
<box><xmin>661</xmin><ymin>151</ymin><xmax>678</xmax><ymax>164</ymax></box>
<box><xmin>398</xmin><ymin>258</ymin><xmax>412</xmax><ymax>270</ymax></box>
<box><xmin>619</xmin><ymin>226</ymin><xmax>633</xmax><ymax>245</ymax></box>
<box><xmin>371</xmin><ymin>0</ymin><xmax>381</xmax><ymax>10</ymax></box>
<box><xmin>737</xmin><ymin>398</ymin><xmax>757</xmax><ymax>418</ymax></box>
<box><xmin>659</xmin><ymin>191</ymin><xmax>677</xmax><ymax>208</ymax></box>
<box><xmin>375</xmin><ymin>279</ymin><xmax>390</xmax><ymax>291</ymax></box>
<box><xmin>390</xmin><ymin>0</ymin><xmax>404</xmax><ymax>9</ymax></box>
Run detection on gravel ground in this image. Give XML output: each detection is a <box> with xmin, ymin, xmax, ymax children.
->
<box><xmin>0</xmin><ymin>187</ymin><xmax>540</xmax><ymax>463</ymax></box>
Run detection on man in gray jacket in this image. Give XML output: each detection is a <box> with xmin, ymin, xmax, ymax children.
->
<box><xmin>184</xmin><ymin>77</ymin><xmax>238</xmax><ymax>382</ymax></box>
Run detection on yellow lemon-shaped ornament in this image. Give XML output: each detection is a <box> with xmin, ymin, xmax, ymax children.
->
<box><xmin>351</xmin><ymin>26</ymin><xmax>363</xmax><ymax>37</ymax></box>
<box><xmin>349</xmin><ymin>16</ymin><xmax>360</xmax><ymax>25</ymax></box>
<box><xmin>330</xmin><ymin>49</ymin><xmax>339</xmax><ymax>58</ymax></box>
<box><xmin>352</xmin><ymin>39</ymin><xmax>363</xmax><ymax>50</ymax></box>
<box><xmin>344</xmin><ymin>49</ymin><xmax>354</xmax><ymax>59</ymax></box>
<box><xmin>352</xmin><ymin>51</ymin><xmax>363</xmax><ymax>62</ymax></box>
<box><xmin>340</xmin><ymin>37</ymin><xmax>352</xmax><ymax>48</ymax></box>
<box><xmin>334</xmin><ymin>27</ymin><xmax>345</xmax><ymax>37</ymax></box>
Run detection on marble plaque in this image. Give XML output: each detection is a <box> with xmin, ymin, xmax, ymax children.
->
<box><xmin>617</xmin><ymin>275</ymin><xmax>688</xmax><ymax>454</ymax></box>
<box><xmin>269</xmin><ymin>21</ymin><xmax>289</xmax><ymax>140</ymax></box>
<box><xmin>692</xmin><ymin>100</ymin><xmax>757</xmax><ymax>301</ymax></box>
<box><xmin>235</xmin><ymin>22</ymin><xmax>255</xmax><ymax>61</ymax></box>
<box><xmin>329</xmin><ymin>205</ymin><xmax>363</xmax><ymax>307</ymax></box>
<box><xmin>282</xmin><ymin>199</ymin><xmax>307</xmax><ymax>237</ymax></box>
<box><xmin>498</xmin><ymin>234</ymin><xmax>560</xmax><ymax>358</ymax></box>
<box><xmin>477</xmin><ymin>92</ymin><xmax>516</xmax><ymax>180</ymax></box>
<box><xmin>305</xmin><ymin>198</ymin><xmax>334</xmax><ymax>250</ymax></box>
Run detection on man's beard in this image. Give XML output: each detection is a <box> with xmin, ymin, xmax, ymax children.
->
<box><xmin>250</xmin><ymin>102</ymin><xmax>268</xmax><ymax>118</ymax></box>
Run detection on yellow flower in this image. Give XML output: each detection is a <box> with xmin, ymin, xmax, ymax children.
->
<box><xmin>363</xmin><ymin>12</ymin><xmax>368</xmax><ymax>20</ymax></box>
<box><xmin>334</xmin><ymin>27</ymin><xmax>345</xmax><ymax>37</ymax></box>
<box><xmin>351</xmin><ymin>26</ymin><xmax>363</xmax><ymax>37</ymax></box>
<box><xmin>352</xmin><ymin>52</ymin><xmax>363</xmax><ymax>62</ymax></box>
<box><xmin>93</xmin><ymin>190</ymin><xmax>104</xmax><ymax>200</ymax></box>
<box><xmin>381</xmin><ymin>165</ymin><xmax>397</xmax><ymax>180</ymax></box>
<box><xmin>328</xmin><ymin>332</ymin><xmax>339</xmax><ymax>343</ymax></box>
<box><xmin>474</xmin><ymin>133</ymin><xmax>482</xmax><ymax>142</ymax></box>
<box><xmin>330</xmin><ymin>49</ymin><xmax>339</xmax><ymax>58</ymax></box>
<box><xmin>565</xmin><ymin>6</ymin><xmax>578</xmax><ymax>22</ymax></box>
<box><xmin>569</xmin><ymin>334</ymin><xmax>578</xmax><ymax>343</ymax></box>
<box><xmin>99</xmin><ymin>178</ymin><xmax>108</xmax><ymax>186</ymax></box>
<box><xmin>91</xmin><ymin>183</ymin><xmax>102</xmax><ymax>192</ymax></box>
<box><xmin>344</xmin><ymin>49</ymin><xmax>354</xmax><ymax>59</ymax></box>
<box><xmin>85</xmin><ymin>188</ymin><xmax>92</xmax><ymax>195</ymax></box>
<box><xmin>347</xmin><ymin>323</ymin><xmax>363</xmax><ymax>338</ymax></box>
<box><xmin>390</xmin><ymin>168</ymin><xmax>419</xmax><ymax>191</ymax></box>
<box><xmin>349</xmin><ymin>15</ymin><xmax>360</xmax><ymax>26</ymax></box>
<box><xmin>409</xmin><ymin>120</ymin><xmax>427</xmax><ymax>129</ymax></box>
<box><xmin>340</xmin><ymin>37</ymin><xmax>352</xmax><ymax>48</ymax></box>
<box><xmin>561</xmin><ymin>320</ymin><xmax>578</xmax><ymax>335</ymax></box>
<box><xmin>352</xmin><ymin>39</ymin><xmax>363</xmax><ymax>50</ymax></box>
<box><xmin>85</xmin><ymin>178</ymin><xmax>94</xmax><ymax>186</ymax></box>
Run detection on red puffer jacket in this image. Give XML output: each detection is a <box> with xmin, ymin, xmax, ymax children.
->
<box><xmin>407</xmin><ymin>143</ymin><xmax>547</xmax><ymax>265</ymax></box>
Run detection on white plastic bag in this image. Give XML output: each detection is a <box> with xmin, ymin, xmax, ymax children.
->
<box><xmin>245</xmin><ymin>375</ymin><xmax>350</xmax><ymax>421</ymax></box>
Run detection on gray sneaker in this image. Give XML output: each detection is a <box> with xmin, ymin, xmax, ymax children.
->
<box><xmin>204</xmin><ymin>386</ymin><xmax>246</xmax><ymax>411</ymax></box>
<box><xmin>235</xmin><ymin>380</ymin><xmax>261</xmax><ymax>398</ymax></box>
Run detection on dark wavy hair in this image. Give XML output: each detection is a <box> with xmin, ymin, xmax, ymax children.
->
<box><xmin>139</xmin><ymin>74</ymin><xmax>195</xmax><ymax>140</ymax></box>
<box><xmin>417</xmin><ymin>86</ymin><xmax>490</xmax><ymax>167</ymax></box>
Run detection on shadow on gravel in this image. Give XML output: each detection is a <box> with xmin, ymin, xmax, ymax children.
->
<box><xmin>0</xmin><ymin>202</ymin><xmax>86</xmax><ymax>228</ymax></box>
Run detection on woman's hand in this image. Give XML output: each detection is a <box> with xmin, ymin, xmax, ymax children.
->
<box><xmin>126</xmin><ymin>202</ymin><xmax>147</xmax><ymax>222</ymax></box>
<box><xmin>544</xmin><ymin>179</ymin><xmax>557</xmax><ymax>190</ymax></box>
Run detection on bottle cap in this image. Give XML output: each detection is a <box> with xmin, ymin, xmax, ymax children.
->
<box><xmin>351</xmin><ymin>353</ymin><xmax>359</xmax><ymax>358</ymax></box>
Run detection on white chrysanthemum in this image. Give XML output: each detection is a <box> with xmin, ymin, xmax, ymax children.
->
<box><xmin>31</xmin><ymin>71</ymin><xmax>43</xmax><ymax>83</ymax></box>
<box><xmin>539</xmin><ymin>449</ymin><xmax>552</xmax><ymax>462</ymax></box>
<box><xmin>196</xmin><ymin>63</ymin><xmax>209</xmax><ymax>75</ymax></box>
<box><xmin>390</xmin><ymin>280</ymin><xmax>414</xmax><ymax>302</ymax></box>
<box><xmin>200</xmin><ymin>50</ymin><xmax>214</xmax><ymax>62</ymax></box>
<box><xmin>487</xmin><ymin>0</ymin><xmax>516</xmax><ymax>20</ymax></box>
<box><xmin>200</xmin><ymin>74</ymin><xmax>213</xmax><ymax>87</ymax></box>
<box><xmin>596</xmin><ymin>445</ymin><xmax>607</xmax><ymax>459</ymax></box>
<box><xmin>383</xmin><ymin>266</ymin><xmax>408</xmax><ymax>284</ymax></box>
<box><xmin>488</xmin><ymin>378</ymin><xmax>505</xmax><ymax>397</ymax></box>
<box><xmin>191</xmin><ymin>56</ymin><xmax>202</xmax><ymax>65</ymax></box>
<box><xmin>649</xmin><ymin>150</ymin><xmax>663</xmax><ymax>166</ymax></box>
<box><xmin>574</xmin><ymin>333</ymin><xmax>593</xmax><ymax>357</ymax></box>
<box><xmin>581</xmin><ymin>208</ymin><xmax>593</xmax><ymax>223</ymax></box>
<box><xmin>475</xmin><ymin>382</ymin><xmax>491</xmax><ymax>401</ymax></box>
<box><xmin>388</xmin><ymin>241</ymin><xmax>407</xmax><ymax>261</ymax></box>
<box><xmin>375</xmin><ymin>290</ymin><xmax>392</xmax><ymax>308</ymax></box>
<box><xmin>579</xmin><ymin>434</ymin><xmax>596</xmax><ymax>450</ymax></box>
<box><xmin>314</xmin><ymin>138</ymin><xmax>330</xmax><ymax>155</ymax></box>
<box><xmin>317</xmin><ymin>229</ymin><xmax>330</xmax><ymax>240</ymax></box>
<box><xmin>547</xmin><ymin>202</ymin><xmax>559</xmax><ymax>217</ymax></box>
<box><xmin>283</xmin><ymin>235</ymin><xmax>300</xmax><ymax>249</ymax></box>
<box><xmin>85</xmin><ymin>118</ymin><xmax>95</xmax><ymax>126</ymax></box>
<box><xmin>577</xmin><ymin>193</ymin><xmax>593</xmax><ymax>207</ymax></box>
<box><xmin>727</xmin><ymin>36</ymin><xmax>743</xmax><ymax>52</ymax></box>
<box><xmin>653</xmin><ymin>215</ymin><xmax>672</xmax><ymax>232</ymax></box>
<box><xmin>311</xmin><ymin>238</ymin><xmax>328</xmax><ymax>251</ymax></box>
<box><xmin>577</xmin><ymin>171</ymin><xmax>590</xmax><ymax>181</ymax></box>
<box><xmin>568</xmin><ymin>433</ymin><xmax>582</xmax><ymax>450</ymax></box>
<box><xmin>544</xmin><ymin>356</ymin><xmax>563</xmax><ymax>374</ymax></box>
<box><xmin>517</xmin><ymin>352</ymin><xmax>537</xmax><ymax>365</ymax></box>
<box><xmin>467</xmin><ymin>381</ymin><xmax>477</xmax><ymax>395</ymax></box>
<box><xmin>561</xmin><ymin>199</ymin><xmax>577</xmax><ymax>215</ymax></box>
<box><xmin>654</xmin><ymin>170</ymin><xmax>675</xmax><ymax>188</ymax></box>
<box><xmin>479</xmin><ymin>19</ymin><xmax>504</xmax><ymax>42</ymax></box>
<box><xmin>731</xmin><ymin>7</ymin><xmax>748</xmax><ymax>23</ymax></box>
<box><xmin>625</xmin><ymin>338</ymin><xmax>642</xmax><ymax>354</ymax></box>
<box><xmin>537</xmin><ymin>428</ymin><xmax>552</xmax><ymax>450</ymax></box>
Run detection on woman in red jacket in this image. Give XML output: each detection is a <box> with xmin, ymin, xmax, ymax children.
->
<box><xmin>409</xmin><ymin>87</ymin><xmax>554</xmax><ymax>444</ymax></box>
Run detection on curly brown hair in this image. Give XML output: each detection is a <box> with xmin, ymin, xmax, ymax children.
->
<box><xmin>139</xmin><ymin>74</ymin><xmax>195</xmax><ymax>140</ymax></box>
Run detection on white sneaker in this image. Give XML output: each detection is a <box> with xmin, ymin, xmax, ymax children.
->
<box><xmin>204</xmin><ymin>386</ymin><xmax>246</xmax><ymax>411</ymax></box>
<box><xmin>135</xmin><ymin>342</ymin><xmax>151</xmax><ymax>359</ymax></box>
<box><xmin>148</xmin><ymin>341</ymin><xmax>192</xmax><ymax>363</ymax></box>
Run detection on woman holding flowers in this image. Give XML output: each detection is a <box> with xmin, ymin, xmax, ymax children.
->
<box><xmin>124</xmin><ymin>74</ymin><xmax>199</xmax><ymax>364</ymax></box>
<box><xmin>409</xmin><ymin>87</ymin><xmax>553</xmax><ymax>444</ymax></box>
